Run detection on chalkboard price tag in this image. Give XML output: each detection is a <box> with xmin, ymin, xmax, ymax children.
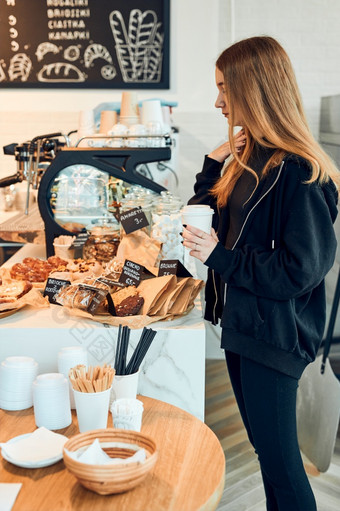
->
<box><xmin>43</xmin><ymin>278</ymin><xmax>71</xmax><ymax>304</ymax></box>
<box><xmin>158</xmin><ymin>260</ymin><xmax>193</xmax><ymax>277</ymax></box>
<box><xmin>70</xmin><ymin>231</ymin><xmax>89</xmax><ymax>258</ymax></box>
<box><xmin>119</xmin><ymin>259</ymin><xmax>144</xmax><ymax>287</ymax></box>
<box><xmin>120</xmin><ymin>207</ymin><xmax>149</xmax><ymax>234</ymax></box>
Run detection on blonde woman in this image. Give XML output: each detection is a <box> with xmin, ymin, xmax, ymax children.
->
<box><xmin>183</xmin><ymin>36</ymin><xmax>339</xmax><ymax>510</ymax></box>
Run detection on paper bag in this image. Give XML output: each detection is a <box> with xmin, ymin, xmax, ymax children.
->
<box><xmin>296</xmin><ymin>355</ymin><xmax>340</xmax><ymax>472</ymax></box>
<box><xmin>116</xmin><ymin>231</ymin><xmax>162</xmax><ymax>267</ymax></box>
<box><xmin>137</xmin><ymin>275</ymin><xmax>177</xmax><ymax>315</ymax></box>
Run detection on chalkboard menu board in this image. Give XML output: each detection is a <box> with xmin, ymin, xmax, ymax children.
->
<box><xmin>0</xmin><ymin>0</ymin><xmax>170</xmax><ymax>89</ymax></box>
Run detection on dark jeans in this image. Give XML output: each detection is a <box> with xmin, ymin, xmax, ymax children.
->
<box><xmin>225</xmin><ymin>350</ymin><xmax>317</xmax><ymax>511</ymax></box>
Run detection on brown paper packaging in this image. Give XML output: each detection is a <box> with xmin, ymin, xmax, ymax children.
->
<box><xmin>137</xmin><ymin>274</ymin><xmax>177</xmax><ymax>315</ymax></box>
<box><xmin>116</xmin><ymin>231</ymin><xmax>162</xmax><ymax>267</ymax></box>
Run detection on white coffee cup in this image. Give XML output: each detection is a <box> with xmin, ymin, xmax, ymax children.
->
<box><xmin>110</xmin><ymin>370</ymin><xmax>139</xmax><ymax>407</ymax></box>
<box><xmin>181</xmin><ymin>205</ymin><xmax>214</xmax><ymax>234</ymax></box>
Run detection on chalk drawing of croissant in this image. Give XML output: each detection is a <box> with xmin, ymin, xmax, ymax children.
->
<box><xmin>8</xmin><ymin>53</ymin><xmax>32</xmax><ymax>82</ymax></box>
<box><xmin>109</xmin><ymin>9</ymin><xmax>163</xmax><ymax>83</ymax></box>
<box><xmin>35</xmin><ymin>42</ymin><xmax>60</xmax><ymax>62</ymax></box>
<box><xmin>83</xmin><ymin>43</ymin><xmax>113</xmax><ymax>68</ymax></box>
<box><xmin>37</xmin><ymin>63</ymin><xmax>86</xmax><ymax>82</ymax></box>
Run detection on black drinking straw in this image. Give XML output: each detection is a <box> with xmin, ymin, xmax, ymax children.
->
<box><xmin>114</xmin><ymin>324</ymin><xmax>123</xmax><ymax>373</ymax></box>
<box><xmin>114</xmin><ymin>325</ymin><xmax>132</xmax><ymax>375</ymax></box>
<box><xmin>125</xmin><ymin>328</ymin><xmax>157</xmax><ymax>374</ymax></box>
<box><xmin>132</xmin><ymin>329</ymin><xmax>156</xmax><ymax>373</ymax></box>
<box><xmin>120</xmin><ymin>326</ymin><xmax>130</xmax><ymax>375</ymax></box>
<box><xmin>125</xmin><ymin>327</ymin><xmax>147</xmax><ymax>375</ymax></box>
<box><xmin>115</xmin><ymin>326</ymin><xmax>157</xmax><ymax>375</ymax></box>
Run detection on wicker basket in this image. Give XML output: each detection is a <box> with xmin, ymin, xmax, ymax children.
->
<box><xmin>63</xmin><ymin>428</ymin><xmax>158</xmax><ymax>495</ymax></box>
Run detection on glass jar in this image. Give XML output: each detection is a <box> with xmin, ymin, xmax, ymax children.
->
<box><xmin>119</xmin><ymin>195</ymin><xmax>153</xmax><ymax>237</ymax></box>
<box><xmin>151</xmin><ymin>196</ymin><xmax>184</xmax><ymax>262</ymax></box>
<box><xmin>83</xmin><ymin>223</ymin><xmax>120</xmax><ymax>264</ymax></box>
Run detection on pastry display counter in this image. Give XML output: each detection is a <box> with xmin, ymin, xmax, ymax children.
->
<box><xmin>0</xmin><ymin>244</ymin><xmax>206</xmax><ymax>421</ymax></box>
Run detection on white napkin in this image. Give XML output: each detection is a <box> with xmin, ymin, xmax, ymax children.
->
<box><xmin>0</xmin><ymin>484</ymin><xmax>22</xmax><ymax>511</ymax></box>
<box><xmin>65</xmin><ymin>438</ymin><xmax>146</xmax><ymax>465</ymax></box>
<box><xmin>1</xmin><ymin>427</ymin><xmax>67</xmax><ymax>462</ymax></box>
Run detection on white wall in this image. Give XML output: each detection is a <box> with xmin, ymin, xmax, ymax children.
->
<box><xmin>1</xmin><ymin>0</ymin><xmax>340</xmax><ymax>202</ymax></box>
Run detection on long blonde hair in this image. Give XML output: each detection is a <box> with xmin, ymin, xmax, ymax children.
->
<box><xmin>211</xmin><ymin>36</ymin><xmax>340</xmax><ymax>208</ymax></box>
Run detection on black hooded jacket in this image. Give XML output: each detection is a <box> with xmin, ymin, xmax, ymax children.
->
<box><xmin>189</xmin><ymin>153</ymin><xmax>338</xmax><ymax>378</ymax></box>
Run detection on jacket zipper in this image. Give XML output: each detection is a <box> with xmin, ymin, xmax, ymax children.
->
<box><xmin>211</xmin><ymin>160</ymin><xmax>286</xmax><ymax>322</ymax></box>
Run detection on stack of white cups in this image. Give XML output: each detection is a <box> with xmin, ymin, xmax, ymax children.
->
<box><xmin>141</xmin><ymin>99</ymin><xmax>165</xmax><ymax>146</ymax></box>
<box><xmin>57</xmin><ymin>346</ymin><xmax>88</xmax><ymax>409</ymax></box>
<box><xmin>33</xmin><ymin>373</ymin><xmax>72</xmax><ymax>430</ymax></box>
<box><xmin>119</xmin><ymin>92</ymin><xmax>139</xmax><ymax>127</ymax></box>
<box><xmin>0</xmin><ymin>356</ymin><xmax>38</xmax><ymax>411</ymax></box>
<box><xmin>77</xmin><ymin>109</ymin><xmax>95</xmax><ymax>139</ymax></box>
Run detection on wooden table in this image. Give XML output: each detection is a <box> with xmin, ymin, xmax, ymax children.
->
<box><xmin>0</xmin><ymin>396</ymin><xmax>225</xmax><ymax>511</ymax></box>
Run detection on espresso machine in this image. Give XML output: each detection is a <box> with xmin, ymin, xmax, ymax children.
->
<box><xmin>2</xmin><ymin>132</ymin><xmax>172</xmax><ymax>256</ymax></box>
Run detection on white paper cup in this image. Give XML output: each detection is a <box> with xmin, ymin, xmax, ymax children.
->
<box><xmin>181</xmin><ymin>205</ymin><xmax>214</xmax><ymax>233</ymax></box>
<box><xmin>110</xmin><ymin>371</ymin><xmax>139</xmax><ymax>406</ymax></box>
<box><xmin>78</xmin><ymin>109</ymin><xmax>95</xmax><ymax>138</ymax></box>
<box><xmin>141</xmin><ymin>99</ymin><xmax>163</xmax><ymax>126</ymax></box>
<box><xmin>57</xmin><ymin>347</ymin><xmax>88</xmax><ymax>409</ymax></box>
<box><xmin>111</xmin><ymin>398</ymin><xmax>144</xmax><ymax>432</ymax></box>
<box><xmin>74</xmin><ymin>388</ymin><xmax>111</xmax><ymax>433</ymax></box>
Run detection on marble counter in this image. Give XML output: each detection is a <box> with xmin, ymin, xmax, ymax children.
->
<box><xmin>0</xmin><ymin>244</ymin><xmax>206</xmax><ymax>421</ymax></box>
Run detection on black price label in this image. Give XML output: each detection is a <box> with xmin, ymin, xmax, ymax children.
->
<box><xmin>70</xmin><ymin>231</ymin><xmax>89</xmax><ymax>258</ymax></box>
<box><xmin>119</xmin><ymin>259</ymin><xmax>144</xmax><ymax>287</ymax></box>
<box><xmin>158</xmin><ymin>260</ymin><xmax>193</xmax><ymax>277</ymax></box>
<box><xmin>43</xmin><ymin>278</ymin><xmax>71</xmax><ymax>304</ymax></box>
<box><xmin>87</xmin><ymin>288</ymin><xmax>108</xmax><ymax>315</ymax></box>
<box><xmin>120</xmin><ymin>207</ymin><xmax>149</xmax><ymax>234</ymax></box>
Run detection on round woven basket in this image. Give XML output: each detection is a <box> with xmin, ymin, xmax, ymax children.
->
<box><xmin>63</xmin><ymin>428</ymin><xmax>158</xmax><ymax>495</ymax></box>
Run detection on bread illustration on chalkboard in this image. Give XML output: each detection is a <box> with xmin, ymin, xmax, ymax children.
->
<box><xmin>8</xmin><ymin>53</ymin><xmax>32</xmax><ymax>82</ymax></box>
<box><xmin>109</xmin><ymin>9</ymin><xmax>164</xmax><ymax>83</ymax></box>
<box><xmin>37</xmin><ymin>62</ymin><xmax>86</xmax><ymax>82</ymax></box>
<box><xmin>0</xmin><ymin>62</ymin><xmax>6</xmax><ymax>83</ymax></box>
<box><xmin>35</xmin><ymin>42</ymin><xmax>60</xmax><ymax>62</ymax></box>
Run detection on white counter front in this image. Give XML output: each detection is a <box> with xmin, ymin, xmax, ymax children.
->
<box><xmin>0</xmin><ymin>244</ymin><xmax>206</xmax><ymax>420</ymax></box>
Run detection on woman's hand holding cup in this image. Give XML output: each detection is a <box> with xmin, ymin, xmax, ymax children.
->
<box><xmin>182</xmin><ymin>225</ymin><xmax>218</xmax><ymax>263</ymax></box>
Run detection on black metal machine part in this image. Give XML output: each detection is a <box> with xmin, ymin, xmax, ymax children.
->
<box><xmin>38</xmin><ymin>146</ymin><xmax>171</xmax><ymax>257</ymax></box>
